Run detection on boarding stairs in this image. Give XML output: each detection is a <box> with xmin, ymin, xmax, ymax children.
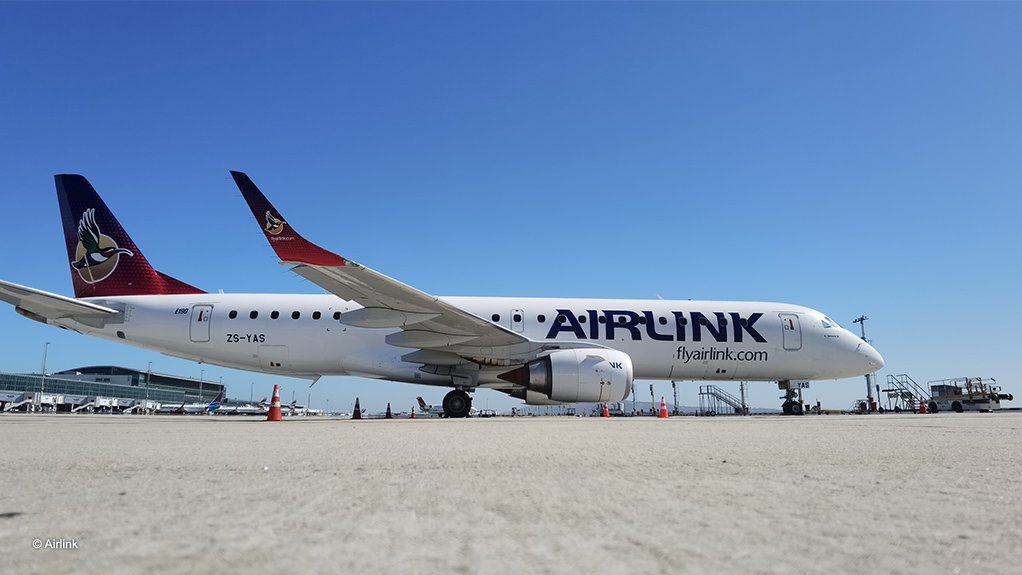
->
<box><xmin>2</xmin><ymin>394</ymin><xmax>34</xmax><ymax>412</ymax></box>
<box><xmin>71</xmin><ymin>401</ymin><xmax>95</xmax><ymax>413</ymax></box>
<box><xmin>882</xmin><ymin>374</ymin><xmax>930</xmax><ymax>412</ymax></box>
<box><xmin>698</xmin><ymin>385</ymin><xmax>748</xmax><ymax>416</ymax></box>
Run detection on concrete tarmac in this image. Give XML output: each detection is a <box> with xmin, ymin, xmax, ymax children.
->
<box><xmin>1</xmin><ymin>413</ymin><xmax>1020</xmax><ymax>574</ymax></box>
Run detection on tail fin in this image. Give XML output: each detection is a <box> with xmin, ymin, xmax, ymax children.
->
<box><xmin>55</xmin><ymin>175</ymin><xmax>204</xmax><ymax>297</ymax></box>
<box><xmin>207</xmin><ymin>390</ymin><xmax>225</xmax><ymax>409</ymax></box>
<box><xmin>416</xmin><ymin>397</ymin><xmax>428</xmax><ymax>410</ymax></box>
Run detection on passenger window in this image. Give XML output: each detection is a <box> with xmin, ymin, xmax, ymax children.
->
<box><xmin>229</xmin><ymin>310</ymin><xmax>238</xmax><ymax>319</ymax></box>
<box><xmin>557</xmin><ymin>315</ymin><xmax>565</xmax><ymax>323</ymax></box>
<box><xmin>578</xmin><ymin>315</ymin><xmax>586</xmax><ymax>324</ymax></box>
<box><xmin>292</xmin><ymin>311</ymin><xmax>301</xmax><ymax>319</ymax></box>
<box><xmin>599</xmin><ymin>316</ymin><xmax>606</xmax><ymax>324</ymax></box>
<box><xmin>270</xmin><ymin>311</ymin><xmax>280</xmax><ymax>319</ymax></box>
<box><xmin>513</xmin><ymin>313</ymin><xmax>522</xmax><ymax>323</ymax></box>
<box><xmin>638</xmin><ymin>316</ymin><xmax>647</xmax><ymax>324</ymax></box>
<box><xmin>333</xmin><ymin>312</ymin><xmax>341</xmax><ymax>320</ymax></box>
<box><xmin>537</xmin><ymin>315</ymin><xmax>546</xmax><ymax>323</ymax></box>
<box><xmin>658</xmin><ymin>317</ymin><xmax>667</xmax><ymax>325</ymax></box>
<box><xmin>492</xmin><ymin>314</ymin><xmax>500</xmax><ymax>322</ymax></box>
<box><xmin>249</xmin><ymin>311</ymin><xmax>258</xmax><ymax>319</ymax></box>
<box><xmin>313</xmin><ymin>311</ymin><xmax>321</xmax><ymax>320</ymax></box>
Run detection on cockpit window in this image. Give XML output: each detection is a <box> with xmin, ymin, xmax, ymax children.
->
<box><xmin>821</xmin><ymin>316</ymin><xmax>839</xmax><ymax>329</ymax></box>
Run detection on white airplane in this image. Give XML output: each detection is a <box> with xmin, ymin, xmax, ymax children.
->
<box><xmin>0</xmin><ymin>173</ymin><xmax>884</xmax><ymax>418</ymax></box>
<box><xmin>154</xmin><ymin>390</ymin><xmax>223</xmax><ymax>414</ymax></box>
<box><xmin>230</xmin><ymin>399</ymin><xmax>268</xmax><ymax>416</ymax></box>
<box><xmin>182</xmin><ymin>390</ymin><xmax>225</xmax><ymax>414</ymax></box>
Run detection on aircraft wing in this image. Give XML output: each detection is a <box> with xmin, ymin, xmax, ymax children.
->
<box><xmin>231</xmin><ymin>171</ymin><xmax>594</xmax><ymax>365</ymax></box>
<box><xmin>0</xmin><ymin>279</ymin><xmax>119</xmax><ymax>321</ymax></box>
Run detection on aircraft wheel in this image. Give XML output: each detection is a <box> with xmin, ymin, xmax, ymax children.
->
<box><xmin>781</xmin><ymin>400</ymin><xmax>793</xmax><ymax>415</ymax></box>
<box><xmin>790</xmin><ymin>402</ymin><xmax>804</xmax><ymax>416</ymax></box>
<box><xmin>443</xmin><ymin>390</ymin><xmax>472</xmax><ymax>418</ymax></box>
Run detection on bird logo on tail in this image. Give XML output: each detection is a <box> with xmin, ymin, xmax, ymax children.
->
<box><xmin>71</xmin><ymin>208</ymin><xmax>134</xmax><ymax>284</ymax></box>
<box><xmin>264</xmin><ymin>211</ymin><xmax>287</xmax><ymax>236</ymax></box>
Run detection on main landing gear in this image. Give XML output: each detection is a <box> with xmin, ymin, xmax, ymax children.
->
<box><xmin>442</xmin><ymin>389</ymin><xmax>473</xmax><ymax>418</ymax></box>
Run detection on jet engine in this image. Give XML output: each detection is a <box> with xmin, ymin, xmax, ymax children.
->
<box><xmin>497</xmin><ymin>349</ymin><xmax>633</xmax><ymax>403</ymax></box>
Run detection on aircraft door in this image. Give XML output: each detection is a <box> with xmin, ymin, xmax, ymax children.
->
<box><xmin>780</xmin><ymin>313</ymin><xmax>802</xmax><ymax>351</ymax></box>
<box><xmin>190</xmin><ymin>305</ymin><xmax>213</xmax><ymax>343</ymax></box>
<box><xmin>510</xmin><ymin>309</ymin><xmax>525</xmax><ymax>333</ymax></box>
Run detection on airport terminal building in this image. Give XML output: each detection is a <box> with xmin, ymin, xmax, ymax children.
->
<box><xmin>0</xmin><ymin>366</ymin><xmax>226</xmax><ymax>412</ymax></box>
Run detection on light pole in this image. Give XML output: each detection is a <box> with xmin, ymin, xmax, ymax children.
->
<box><xmin>199</xmin><ymin>369</ymin><xmax>204</xmax><ymax>403</ymax></box>
<box><xmin>250</xmin><ymin>382</ymin><xmax>254</xmax><ymax>402</ymax></box>
<box><xmin>853</xmin><ymin>315</ymin><xmax>874</xmax><ymax>412</ymax></box>
<box><xmin>39</xmin><ymin>342</ymin><xmax>50</xmax><ymax>411</ymax></box>
<box><xmin>146</xmin><ymin>361</ymin><xmax>152</xmax><ymax>413</ymax></box>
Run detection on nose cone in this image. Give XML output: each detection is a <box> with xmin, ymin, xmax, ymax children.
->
<box><xmin>857</xmin><ymin>341</ymin><xmax>885</xmax><ymax>371</ymax></box>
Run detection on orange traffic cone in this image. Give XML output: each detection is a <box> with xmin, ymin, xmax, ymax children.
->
<box><xmin>918</xmin><ymin>401</ymin><xmax>927</xmax><ymax>414</ymax></box>
<box><xmin>410</xmin><ymin>407</ymin><xmax>416</xmax><ymax>419</ymax></box>
<box><xmin>266</xmin><ymin>384</ymin><xmax>283</xmax><ymax>421</ymax></box>
<box><xmin>385</xmin><ymin>402</ymin><xmax>393</xmax><ymax>419</ymax></box>
<box><xmin>601</xmin><ymin>403</ymin><xmax>610</xmax><ymax>417</ymax></box>
<box><xmin>658</xmin><ymin>396</ymin><xmax>669</xmax><ymax>419</ymax></box>
<box><xmin>351</xmin><ymin>397</ymin><xmax>362</xmax><ymax>420</ymax></box>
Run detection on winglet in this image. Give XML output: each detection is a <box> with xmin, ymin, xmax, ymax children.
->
<box><xmin>230</xmin><ymin>171</ymin><xmax>346</xmax><ymax>267</ymax></box>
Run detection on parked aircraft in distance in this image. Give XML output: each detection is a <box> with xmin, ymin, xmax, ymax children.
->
<box><xmin>221</xmin><ymin>398</ymin><xmax>268</xmax><ymax>416</ymax></box>
<box><xmin>155</xmin><ymin>390</ymin><xmax>224</xmax><ymax>414</ymax></box>
<box><xmin>0</xmin><ymin>173</ymin><xmax>883</xmax><ymax>417</ymax></box>
<box><xmin>182</xmin><ymin>390</ymin><xmax>225</xmax><ymax>414</ymax></box>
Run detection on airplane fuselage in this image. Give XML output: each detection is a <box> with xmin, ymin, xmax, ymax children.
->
<box><xmin>53</xmin><ymin>293</ymin><xmax>882</xmax><ymax>389</ymax></box>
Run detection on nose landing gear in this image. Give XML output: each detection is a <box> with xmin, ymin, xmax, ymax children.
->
<box><xmin>778</xmin><ymin>381</ymin><xmax>805</xmax><ymax>415</ymax></box>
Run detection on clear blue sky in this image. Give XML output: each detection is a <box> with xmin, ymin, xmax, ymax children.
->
<box><xmin>1</xmin><ymin>2</ymin><xmax>1019</xmax><ymax>412</ymax></box>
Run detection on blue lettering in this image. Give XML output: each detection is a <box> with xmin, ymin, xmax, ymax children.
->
<box><xmin>691</xmin><ymin>312</ymin><xmax>728</xmax><ymax>343</ymax></box>
<box><xmin>604</xmin><ymin>310</ymin><xmax>641</xmax><ymax>340</ymax></box>
<box><xmin>731</xmin><ymin>312</ymin><xmax>766</xmax><ymax>343</ymax></box>
<box><xmin>643</xmin><ymin>311</ymin><xmax>673</xmax><ymax>341</ymax></box>
<box><xmin>587</xmin><ymin>309</ymin><xmax>599</xmax><ymax>340</ymax></box>
<box><xmin>672</xmin><ymin>311</ymin><xmax>687</xmax><ymax>341</ymax></box>
<box><xmin>541</xmin><ymin>309</ymin><xmax>768</xmax><ymax>344</ymax></box>
<box><xmin>545</xmin><ymin>309</ymin><xmax>587</xmax><ymax>339</ymax></box>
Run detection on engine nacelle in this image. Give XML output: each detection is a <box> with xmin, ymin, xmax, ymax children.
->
<box><xmin>498</xmin><ymin>349</ymin><xmax>633</xmax><ymax>403</ymax></box>
<box><xmin>504</xmin><ymin>388</ymin><xmax>566</xmax><ymax>406</ymax></box>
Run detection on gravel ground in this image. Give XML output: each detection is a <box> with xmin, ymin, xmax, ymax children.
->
<box><xmin>1</xmin><ymin>412</ymin><xmax>1019</xmax><ymax>574</ymax></box>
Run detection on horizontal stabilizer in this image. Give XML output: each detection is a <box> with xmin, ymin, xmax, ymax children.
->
<box><xmin>0</xmin><ymin>279</ymin><xmax>119</xmax><ymax>321</ymax></box>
